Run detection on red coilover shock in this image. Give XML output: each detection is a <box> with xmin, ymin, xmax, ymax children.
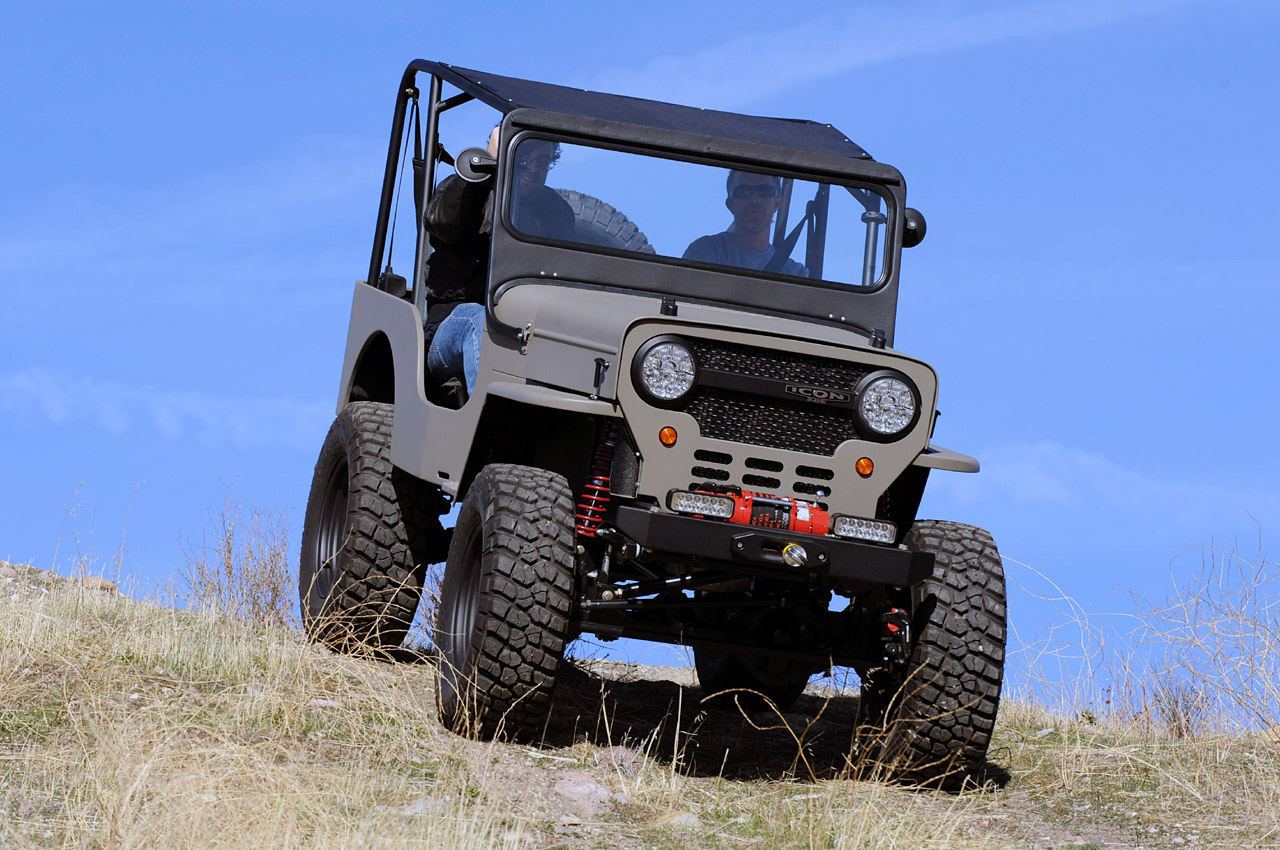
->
<box><xmin>575</xmin><ymin>421</ymin><xmax>618</xmax><ymax>537</ymax></box>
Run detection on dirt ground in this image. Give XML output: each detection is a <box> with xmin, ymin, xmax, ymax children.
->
<box><xmin>438</xmin><ymin>657</ymin><xmax>1271</xmax><ymax>849</ymax></box>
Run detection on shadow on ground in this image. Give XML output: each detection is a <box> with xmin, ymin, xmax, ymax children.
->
<box><xmin>542</xmin><ymin>663</ymin><xmax>856</xmax><ymax>780</ymax></box>
<box><xmin>541</xmin><ymin>662</ymin><xmax>1010</xmax><ymax>790</ymax></box>
<box><xmin>388</xmin><ymin>649</ymin><xmax>1008</xmax><ymax>789</ymax></box>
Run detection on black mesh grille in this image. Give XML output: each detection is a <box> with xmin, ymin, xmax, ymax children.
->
<box><xmin>685</xmin><ymin>389</ymin><xmax>857</xmax><ymax>456</ymax></box>
<box><xmin>679</xmin><ymin>339</ymin><xmax>865</xmax><ymax>457</ymax></box>
<box><xmin>690</xmin><ymin>339</ymin><xmax>868</xmax><ymax>388</ymax></box>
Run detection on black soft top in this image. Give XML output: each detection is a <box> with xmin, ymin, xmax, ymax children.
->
<box><xmin>427</xmin><ymin>62</ymin><xmax>872</xmax><ymax>161</ymax></box>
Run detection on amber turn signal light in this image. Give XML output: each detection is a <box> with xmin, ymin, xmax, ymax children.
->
<box><xmin>855</xmin><ymin>457</ymin><xmax>874</xmax><ymax>477</ymax></box>
<box><xmin>658</xmin><ymin>427</ymin><xmax>678</xmax><ymax>447</ymax></box>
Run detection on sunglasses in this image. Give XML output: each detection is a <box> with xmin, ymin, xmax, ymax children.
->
<box><xmin>729</xmin><ymin>184</ymin><xmax>781</xmax><ymax>199</ymax></box>
<box><xmin>516</xmin><ymin>155</ymin><xmax>555</xmax><ymax>170</ymax></box>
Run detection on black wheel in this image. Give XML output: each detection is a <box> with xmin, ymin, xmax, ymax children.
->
<box><xmin>855</xmin><ymin>521</ymin><xmax>1006</xmax><ymax>788</ymax></box>
<box><xmin>695</xmin><ymin>648</ymin><xmax>812</xmax><ymax>713</ymax></box>
<box><xmin>556</xmin><ymin>190</ymin><xmax>655</xmax><ymax>254</ymax></box>
<box><xmin>299</xmin><ymin>402</ymin><xmax>445</xmax><ymax>653</ymax></box>
<box><xmin>434</xmin><ymin>463</ymin><xmax>576</xmax><ymax>740</ymax></box>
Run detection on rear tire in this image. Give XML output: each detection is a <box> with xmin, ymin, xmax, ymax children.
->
<box><xmin>695</xmin><ymin>648</ymin><xmax>811</xmax><ymax>713</ymax></box>
<box><xmin>299</xmin><ymin>402</ymin><xmax>445</xmax><ymax>653</ymax></box>
<box><xmin>434</xmin><ymin>464</ymin><xmax>576</xmax><ymax>740</ymax></box>
<box><xmin>855</xmin><ymin>520</ymin><xmax>1006</xmax><ymax>788</ymax></box>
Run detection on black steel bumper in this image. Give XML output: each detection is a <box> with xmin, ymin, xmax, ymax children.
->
<box><xmin>613</xmin><ymin>505</ymin><xmax>933</xmax><ymax>588</ymax></box>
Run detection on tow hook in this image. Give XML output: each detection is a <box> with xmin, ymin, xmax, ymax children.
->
<box><xmin>880</xmin><ymin>606</ymin><xmax>912</xmax><ymax>668</ymax></box>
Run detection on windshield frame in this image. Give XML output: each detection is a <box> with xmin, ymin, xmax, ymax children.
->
<box><xmin>496</xmin><ymin>130</ymin><xmax>898</xmax><ymax>295</ymax></box>
<box><xmin>480</xmin><ymin>108</ymin><xmax>910</xmax><ymax>345</ymax></box>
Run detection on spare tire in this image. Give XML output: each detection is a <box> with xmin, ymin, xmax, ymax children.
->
<box><xmin>556</xmin><ymin>190</ymin><xmax>655</xmax><ymax>254</ymax></box>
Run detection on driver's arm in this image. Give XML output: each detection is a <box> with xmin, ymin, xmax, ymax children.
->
<box><xmin>425</xmin><ymin>175</ymin><xmax>490</xmax><ymax>245</ymax></box>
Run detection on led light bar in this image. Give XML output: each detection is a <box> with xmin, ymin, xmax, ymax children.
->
<box><xmin>668</xmin><ymin>489</ymin><xmax>735</xmax><ymax>519</ymax></box>
<box><xmin>831</xmin><ymin>515</ymin><xmax>897</xmax><ymax>545</ymax></box>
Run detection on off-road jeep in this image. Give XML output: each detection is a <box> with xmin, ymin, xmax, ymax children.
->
<box><xmin>299</xmin><ymin>60</ymin><xmax>1006</xmax><ymax>785</ymax></box>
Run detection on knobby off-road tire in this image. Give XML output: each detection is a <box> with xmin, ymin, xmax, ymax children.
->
<box><xmin>695</xmin><ymin>648</ymin><xmax>811</xmax><ymax>713</ymax></box>
<box><xmin>556</xmin><ymin>190</ymin><xmax>656</xmax><ymax>254</ymax></box>
<box><xmin>434</xmin><ymin>463</ymin><xmax>576</xmax><ymax>741</ymax></box>
<box><xmin>856</xmin><ymin>520</ymin><xmax>1006</xmax><ymax>788</ymax></box>
<box><xmin>299</xmin><ymin>402</ymin><xmax>445</xmax><ymax>654</ymax></box>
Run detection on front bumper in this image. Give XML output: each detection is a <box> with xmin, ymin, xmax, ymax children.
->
<box><xmin>614</xmin><ymin>505</ymin><xmax>933</xmax><ymax>589</ymax></box>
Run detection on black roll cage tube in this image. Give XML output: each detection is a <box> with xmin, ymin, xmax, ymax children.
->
<box><xmin>368</xmin><ymin>63</ymin><xmax>420</xmax><ymax>294</ymax></box>
<box><xmin>368</xmin><ymin>61</ymin><xmax>502</xmax><ymax>300</ymax></box>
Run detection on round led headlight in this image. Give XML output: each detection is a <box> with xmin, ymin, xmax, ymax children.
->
<box><xmin>854</xmin><ymin>370</ymin><xmax>920</xmax><ymax>440</ymax></box>
<box><xmin>633</xmin><ymin>336</ymin><xmax>697</xmax><ymax>404</ymax></box>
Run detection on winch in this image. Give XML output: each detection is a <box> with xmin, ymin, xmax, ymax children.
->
<box><xmin>667</xmin><ymin>483</ymin><xmax>897</xmax><ymax>545</ymax></box>
<box><xmin>689</xmin><ymin>484</ymin><xmax>830</xmax><ymax>535</ymax></box>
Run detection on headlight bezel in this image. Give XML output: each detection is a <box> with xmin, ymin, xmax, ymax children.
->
<box><xmin>853</xmin><ymin>369</ymin><xmax>921</xmax><ymax>441</ymax></box>
<box><xmin>632</xmin><ymin>335</ymin><xmax>699</xmax><ymax>407</ymax></box>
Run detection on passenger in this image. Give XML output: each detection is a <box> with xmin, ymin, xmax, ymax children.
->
<box><xmin>423</xmin><ymin>134</ymin><xmax>574</xmax><ymax>395</ymax></box>
<box><xmin>683</xmin><ymin>170</ymin><xmax>808</xmax><ymax>277</ymax></box>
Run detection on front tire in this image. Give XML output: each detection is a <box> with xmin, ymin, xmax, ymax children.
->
<box><xmin>434</xmin><ymin>464</ymin><xmax>576</xmax><ymax>740</ymax></box>
<box><xmin>299</xmin><ymin>402</ymin><xmax>444</xmax><ymax>653</ymax></box>
<box><xmin>855</xmin><ymin>520</ymin><xmax>1006</xmax><ymax>788</ymax></box>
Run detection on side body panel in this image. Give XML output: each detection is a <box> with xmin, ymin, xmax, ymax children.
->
<box><xmin>337</xmin><ymin>282</ymin><xmax>619</xmax><ymax>497</ymax></box>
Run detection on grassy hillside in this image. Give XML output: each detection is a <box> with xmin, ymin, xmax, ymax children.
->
<box><xmin>2</xmin><ymin>559</ymin><xmax>1277</xmax><ymax>849</ymax></box>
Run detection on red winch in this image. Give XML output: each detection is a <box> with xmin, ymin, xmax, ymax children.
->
<box><xmin>715</xmin><ymin>487</ymin><xmax>830</xmax><ymax>536</ymax></box>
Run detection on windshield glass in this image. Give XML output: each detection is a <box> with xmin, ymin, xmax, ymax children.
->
<box><xmin>507</xmin><ymin>137</ymin><xmax>889</xmax><ymax>289</ymax></box>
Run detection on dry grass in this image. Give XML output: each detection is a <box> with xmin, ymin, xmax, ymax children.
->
<box><xmin>177</xmin><ymin>493</ymin><xmax>295</xmax><ymax>630</ymax></box>
<box><xmin>3</xmin><ymin>531</ymin><xmax>1278</xmax><ymax>848</ymax></box>
<box><xmin>991</xmin><ymin>700</ymin><xmax>1280</xmax><ymax>848</ymax></box>
<box><xmin>0</xmin><ymin>565</ymin><xmax>517</xmax><ymax>849</ymax></box>
<box><xmin>1132</xmin><ymin>541</ymin><xmax>1279</xmax><ymax>738</ymax></box>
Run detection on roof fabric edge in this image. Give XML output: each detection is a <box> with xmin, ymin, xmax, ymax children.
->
<box><xmin>431</xmin><ymin>61</ymin><xmax>871</xmax><ymax>161</ymax></box>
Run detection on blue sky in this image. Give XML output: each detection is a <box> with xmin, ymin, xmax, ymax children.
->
<box><xmin>3</xmin><ymin>1</ymin><xmax>1277</xmax><ymax>684</ymax></box>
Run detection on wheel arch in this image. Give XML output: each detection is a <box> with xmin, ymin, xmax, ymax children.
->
<box><xmin>337</xmin><ymin>282</ymin><xmax>424</xmax><ymax>415</ymax></box>
<box><xmin>458</xmin><ymin>395</ymin><xmax>603</xmax><ymax>501</ymax></box>
<box><xmin>346</xmin><ymin>331</ymin><xmax>395</xmax><ymax>405</ymax></box>
<box><xmin>879</xmin><ymin>465</ymin><xmax>930</xmax><ymax>545</ymax></box>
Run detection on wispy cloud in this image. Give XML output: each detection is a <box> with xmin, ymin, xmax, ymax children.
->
<box><xmin>930</xmin><ymin>440</ymin><xmax>1279</xmax><ymax>528</ymax></box>
<box><xmin>0</xmin><ymin>140</ymin><xmax>380</xmax><ymax>278</ymax></box>
<box><xmin>1</xmin><ymin>368</ymin><xmax>330</xmax><ymax>450</ymax></box>
<box><xmin>589</xmin><ymin>0</ymin><xmax>1199</xmax><ymax>110</ymax></box>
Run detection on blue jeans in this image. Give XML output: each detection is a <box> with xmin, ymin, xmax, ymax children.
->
<box><xmin>427</xmin><ymin>302</ymin><xmax>483</xmax><ymax>394</ymax></box>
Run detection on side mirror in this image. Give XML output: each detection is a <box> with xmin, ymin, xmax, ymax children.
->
<box><xmin>903</xmin><ymin>208</ymin><xmax>927</xmax><ymax>248</ymax></box>
<box><xmin>456</xmin><ymin>147</ymin><xmax>497</xmax><ymax>183</ymax></box>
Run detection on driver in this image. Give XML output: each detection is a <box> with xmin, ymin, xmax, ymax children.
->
<box><xmin>683</xmin><ymin>170</ymin><xmax>808</xmax><ymax>277</ymax></box>
<box><xmin>509</xmin><ymin>139</ymin><xmax>575</xmax><ymax>241</ymax></box>
<box><xmin>421</xmin><ymin>127</ymin><xmax>498</xmax><ymax>398</ymax></box>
